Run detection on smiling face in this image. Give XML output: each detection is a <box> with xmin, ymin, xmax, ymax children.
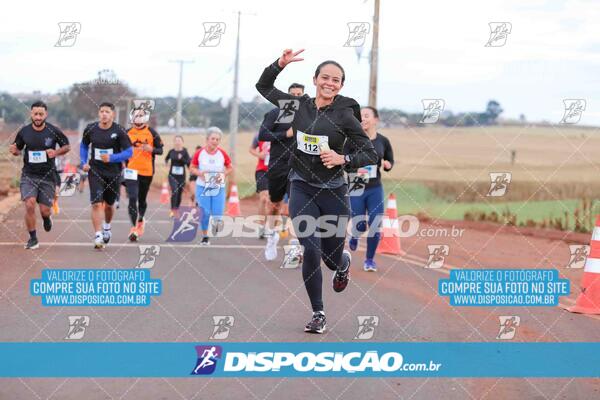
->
<box><xmin>30</xmin><ymin>107</ymin><xmax>47</xmax><ymax>128</ymax></box>
<box><xmin>361</xmin><ymin>107</ymin><xmax>378</xmax><ymax>131</ymax></box>
<box><xmin>313</xmin><ymin>63</ymin><xmax>344</xmax><ymax>101</ymax></box>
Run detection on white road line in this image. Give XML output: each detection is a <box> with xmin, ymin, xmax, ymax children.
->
<box><xmin>0</xmin><ymin>242</ymin><xmax>265</xmax><ymax>249</ymax></box>
<box><xmin>49</xmin><ymin>219</ymin><xmax>173</xmax><ymax>224</ymax></box>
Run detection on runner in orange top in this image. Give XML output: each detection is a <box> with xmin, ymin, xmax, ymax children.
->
<box><xmin>124</xmin><ymin>107</ymin><xmax>163</xmax><ymax>241</ymax></box>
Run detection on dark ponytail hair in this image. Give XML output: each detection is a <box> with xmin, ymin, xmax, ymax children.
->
<box><xmin>314</xmin><ymin>60</ymin><xmax>345</xmax><ymax>83</ymax></box>
<box><xmin>362</xmin><ymin>106</ymin><xmax>379</xmax><ymax>118</ymax></box>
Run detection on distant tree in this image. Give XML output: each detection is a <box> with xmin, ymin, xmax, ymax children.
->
<box><xmin>0</xmin><ymin>93</ymin><xmax>29</xmax><ymax>124</ymax></box>
<box><xmin>481</xmin><ymin>100</ymin><xmax>503</xmax><ymax>125</ymax></box>
<box><xmin>68</xmin><ymin>69</ymin><xmax>136</xmax><ymax>122</ymax></box>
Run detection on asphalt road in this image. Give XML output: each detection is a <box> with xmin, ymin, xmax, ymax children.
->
<box><xmin>0</xmin><ymin>189</ymin><xmax>598</xmax><ymax>399</ymax></box>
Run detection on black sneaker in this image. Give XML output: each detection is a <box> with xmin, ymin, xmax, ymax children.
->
<box><xmin>201</xmin><ymin>236</ymin><xmax>210</xmax><ymax>245</ymax></box>
<box><xmin>304</xmin><ymin>312</ymin><xmax>326</xmax><ymax>334</ymax></box>
<box><xmin>25</xmin><ymin>237</ymin><xmax>39</xmax><ymax>250</ymax></box>
<box><xmin>333</xmin><ymin>250</ymin><xmax>351</xmax><ymax>293</ymax></box>
<box><xmin>42</xmin><ymin>216</ymin><xmax>52</xmax><ymax>232</ymax></box>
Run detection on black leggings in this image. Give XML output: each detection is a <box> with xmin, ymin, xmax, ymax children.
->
<box><xmin>125</xmin><ymin>175</ymin><xmax>153</xmax><ymax>225</ymax></box>
<box><xmin>168</xmin><ymin>174</ymin><xmax>186</xmax><ymax>210</ymax></box>
<box><xmin>289</xmin><ymin>180</ymin><xmax>349</xmax><ymax>313</ymax></box>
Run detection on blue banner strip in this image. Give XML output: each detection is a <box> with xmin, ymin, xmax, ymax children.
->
<box><xmin>1</xmin><ymin>342</ymin><xmax>599</xmax><ymax>377</ymax></box>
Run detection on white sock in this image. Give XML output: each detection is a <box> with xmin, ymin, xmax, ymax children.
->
<box><xmin>103</xmin><ymin>222</ymin><xmax>111</xmax><ymax>231</ymax></box>
<box><xmin>95</xmin><ymin>231</ymin><xmax>102</xmax><ymax>238</ymax></box>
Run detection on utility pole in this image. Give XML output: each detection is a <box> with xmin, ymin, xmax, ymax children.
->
<box><xmin>228</xmin><ymin>11</ymin><xmax>241</xmax><ymax>165</ymax></box>
<box><xmin>368</xmin><ymin>0</ymin><xmax>380</xmax><ymax>108</ymax></box>
<box><xmin>169</xmin><ymin>60</ymin><xmax>194</xmax><ymax>134</ymax></box>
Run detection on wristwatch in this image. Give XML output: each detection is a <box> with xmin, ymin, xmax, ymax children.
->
<box><xmin>344</xmin><ymin>155</ymin><xmax>351</xmax><ymax>165</ymax></box>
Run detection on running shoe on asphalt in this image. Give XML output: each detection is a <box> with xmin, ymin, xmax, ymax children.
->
<box><xmin>136</xmin><ymin>219</ymin><xmax>145</xmax><ymax>236</ymax></box>
<box><xmin>94</xmin><ymin>233</ymin><xmax>105</xmax><ymax>249</ymax></box>
<box><xmin>349</xmin><ymin>237</ymin><xmax>358</xmax><ymax>251</ymax></box>
<box><xmin>333</xmin><ymin>250</ymin><xmax>351</xmax><ymax>293</ymax></box>
<box><xmin>102</xmin><ymin>228</ymin><xmax>111</xmax><ymax>244</ymax></box>
<box><xmin>264</xmin><ymin>230</ymin><xmax>279</xmax><ymax>261</ymax></box>
<box><xmin>363</xmin><ymin>259</ymin><xmax>377</xmax><ymax>272</ymax></box>
<box><xmin>24</xmin><ymin>237</ymin><xmax>39</xmax><ymax>250</ymax></box>
<box><xmin>200</xmin><ymin>236</ymin><xmax>210</xmax><ymax>245</ymax></box>
<box><xmin>304</xmin><ymin>312</ymin><xmax>326</xmax><ymax>334</ymax></box>
<box><xmin>42</xmin><ymin>216</ymin><xmax>52</xmax><ymax>232</ymax></box>
<box><xmin>128</xmin><ymin>227</ymin><xmax>139</xmax><ymax>242</ymax></box>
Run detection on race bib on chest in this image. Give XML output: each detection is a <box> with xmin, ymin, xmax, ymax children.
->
<box><xmin>171</xmin><ymin>166</ymin><xmax>184</xmax><ymax>175</ymax></box>
<box><xmin>297</xmin><ymin>130</ymin><xmax>329</xmax><ymax>155</ymax></box>
<box><xmin>363</xmin><ymin>164</ymin><xmax>378</xmax><ymax>178</ymax></box>
<box><xmin>94</xmin><ymin>148</ymin><xmax>114</xmax><ymax>161</ymax></box>
<box><xmin>123</xmin><ymin>168</ymin><xmax>138</xmax><ymax>180</ymax></box>
<box><xmin>28</xmin><ymin>150</ymin><xmax>47</xmax><ymax>163</ymax></box>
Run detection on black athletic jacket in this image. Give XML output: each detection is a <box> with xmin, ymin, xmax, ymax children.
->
<box><xmin>258</xmin><ymin>107</ymin><xmax>294</xmax><ymax>178</ymax></box>
<box><xmin>256</xmin><ymin>59</ymin><xmax>378</xmax><ymax>185</ymax></box>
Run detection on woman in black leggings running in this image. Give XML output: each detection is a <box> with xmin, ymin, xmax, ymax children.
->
<box><xmin>256</xmin><ymin>49</ymin><xmax>378</xmax><ymax>333</ymax></box>
<box><xmin>165</xmin><ymin>135</ymin><xmax>191</xmax><ymax>218</ymax></box>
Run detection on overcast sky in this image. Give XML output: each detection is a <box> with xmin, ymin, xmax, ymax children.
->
<box><xmin>2</xmin><ymin>0</ymin><xmax>600</xmax><ymax>124</ymax></box>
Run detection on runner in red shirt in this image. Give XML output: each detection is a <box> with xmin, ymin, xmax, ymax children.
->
<box><xmin>249</xmin><ymin>134</ymin><xmax>271</xmax><ymax>239</ymax></box>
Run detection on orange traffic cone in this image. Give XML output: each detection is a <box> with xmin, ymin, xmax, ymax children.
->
<box><xmin>226</xmin><ymin>184</ymin><xmax>241</xmax><ymax>217</ymax></box>
<box><xmin>160</xmin><ymin>182</ymin><xmax>170</xmax><ymax>205</ymax></box>
<box><xmin>567</xmin><ymin>215</ymin><xmax>600</xmax><ymax>314</ymax></box>
<box><xmin>386</xmin><ymin>193</ymin><xmax>398</xmax><ymax>219</ymax></box>
<box><xmin>377</xmin><ymin>216</ymin><xmax>406</xmax><ymax>256</ymax></box>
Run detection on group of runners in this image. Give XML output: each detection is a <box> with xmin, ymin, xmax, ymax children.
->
<box><xmin>11</xmin><ymin>48</ymin><xmax>395</xmax><ymax>334</ymax></box>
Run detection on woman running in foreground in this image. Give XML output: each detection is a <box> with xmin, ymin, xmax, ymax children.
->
<box><xmin>256</xmin><ymin>49</ymin><xmax>378</xmax><ymax>333</ymax></box>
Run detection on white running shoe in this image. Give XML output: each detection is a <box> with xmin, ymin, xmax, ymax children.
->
<box><xmin>102</xmin><ymin>228</ymin><xmax>112</xmax><ymax>244</ymax></box>
<box><xmin>94</xmin><ymin>233</ymin><xmax>105</xmax><ymax>249</ymax></box>
<box><xmin>264</xmin><ymin>230</ymin><xmax>279</xmax><ymax>261</ymax></box>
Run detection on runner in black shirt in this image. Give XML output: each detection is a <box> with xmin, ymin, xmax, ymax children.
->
<box><xmin>164</xmin><ymin>135</ymin><xmax>191</xmax><ymax>218</ymax></box>
<box><xmin>79</xmin><ymin>102</ymin><xmax>132</xmax><ymax>249</ymax></box>
<box><xmin>258</xmin><ymin>82</ymin><xmax>304</xmax><ymax>261</ymax></box>
<box><xmin>256</xmin><ymin>49</ymin><xmax>378</xmax><ymax>334</ymax></box>
<box><xmin>9</xmin><ymin>101</ymin><xmax>70</xmax><ymax>249</ymax></box>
